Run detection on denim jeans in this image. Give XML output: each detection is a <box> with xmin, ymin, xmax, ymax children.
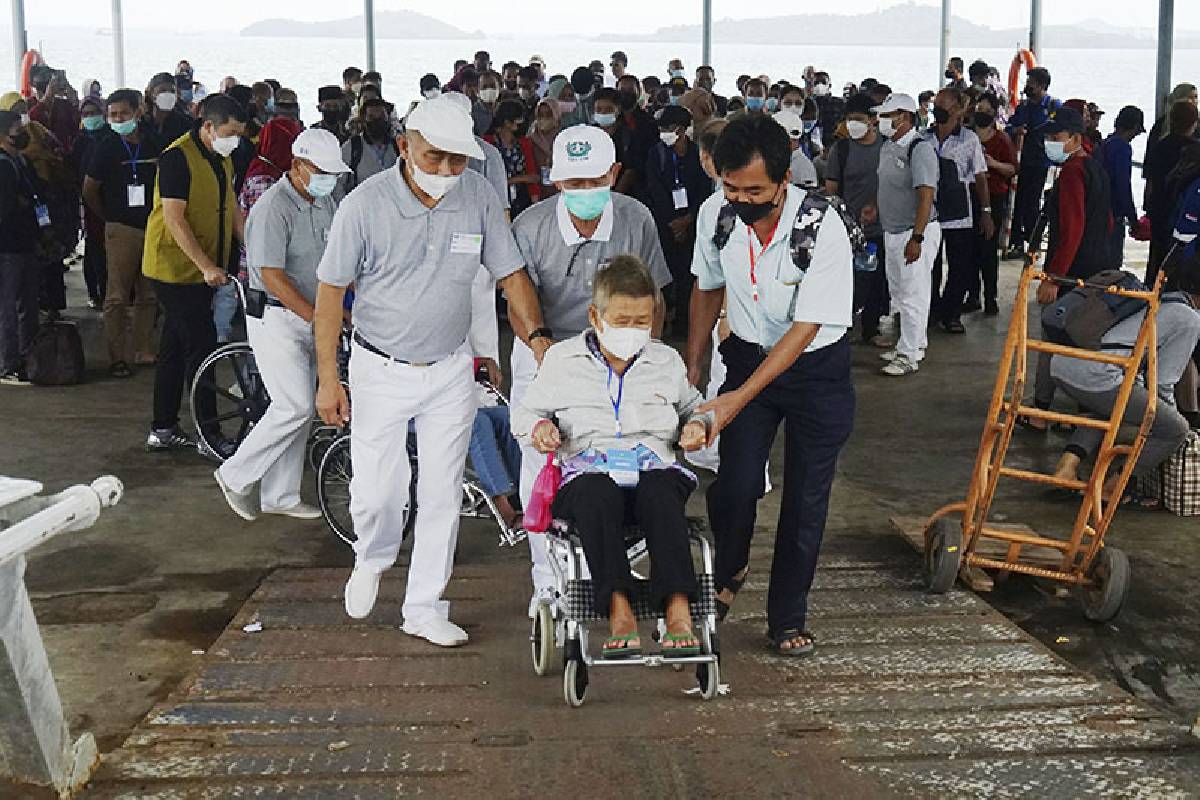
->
<box><xmin>469</xmin><ymin>405</ymin><xmax>523</xmax><ymax>498</ymax></box>
<box><xmin>212</xmin><ymin>281</ymin><xmax>239</xmax><ymax>344</ymax></box>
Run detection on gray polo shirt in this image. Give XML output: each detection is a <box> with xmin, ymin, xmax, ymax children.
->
<box><xmin>316</xmin><ymin>163</ymin><xmax>524</xmax><ymax>362</ymax></box>
<box><xmin>877</xmin><ymin>128</ymin><xmax>940</xmax><ymax>234</ymax></box>
<box><xmin>825</xmin><ymin>135</ymin><xmax>884</xmax><ymax>238</ymax></box>
<box><xmin>469</xmin><ymin>136</ymin><xmax>510</xmax><ymax>210</ymax></box>
<box><xmin>341</xmin><ymin>135</ymin><xmax>398</xmax><ymax>189</ymax></box>
<box><xmin>245</xmin><ymin>176</ymin><xmax>336</xmax><ymax>305</ymax></box>
<box><xmin>512</xmin><ymin>192</ymin><xmax>671</xmax><ymax>338</ymax></box>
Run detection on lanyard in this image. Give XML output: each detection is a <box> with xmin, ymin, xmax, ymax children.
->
<box><xmin>10</xmin><ymin>156</ymin><xmax>40</xmax><ymax>203</ymax></box>
<box><xmin>369</xmin><ymin>142</ymin><xmax>390</xmax><ymax>169</ymax></box>
<box><xmin>746</xmin><ymin>217</ymin><xmax>782</xmax><ymax>303</ymax></box>
<box><xmin>669</xmin><ymin>149</ymin><xmax>681</xmax><ymax>187</ymax></box>
<box><xmin>120</xmin><ymin>137</ymin><xmax>142</xmax><ymax>183</ymax></box>
<box><xmin>606</xmin><ymin>365</ymin><xmax>625</xmax><ymax>438</ymax></box>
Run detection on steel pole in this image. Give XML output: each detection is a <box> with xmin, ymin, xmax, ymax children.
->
<box><xmin>1029</xmin><ymin>0</ymin><xmax>1042</xmax><ymax>58</ymax></box>
<box><xmin>111</xmin><ymin>0</ymin><xmax>126</xmax><ymax>87</ymax></box>
<box><xmin>701</xmin><ymin>0</ymin><xmax>712</xmax><ymax>68</ymax></box>
<box><xmin>11</xmin><ymin>0</ymin><xmax>28</xmax><ymax>91</ymax></box>
<box><xmin>1156</xmin><ymin>0</ymin><xmax>1175</xmax><ymax>117</ymax></box>
<box><xmin>939</xmin><ymin>0</ymin><xmax>951</xmax><ymax>89</ymax></box>
<box><xmin>363</xmin><ymin>0</ymin><xmax>376</xmax><ymax>72</ymax></box>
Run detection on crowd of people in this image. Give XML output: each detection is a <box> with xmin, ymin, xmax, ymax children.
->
<box><xmin>3</xmin><ymin>48</ymin><xmax>1200</xmax><ymax>655</ymax></box>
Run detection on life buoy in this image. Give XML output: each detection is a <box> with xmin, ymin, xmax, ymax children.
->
<box><xmin>19</xmin><ymin>50</ymin><xmax>43</xmax><ymax>99</ymax></box>
<box><xmin>1008</xmin><ymin>48</ymin><xmax>1037</xmax><ymax>112</ymax></box>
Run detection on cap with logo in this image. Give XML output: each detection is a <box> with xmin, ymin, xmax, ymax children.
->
<box><xmin>871</xmin><ymin>93</ymin><xmax>918</xmax><ymax>115</ymax></box>
<box><xmin>1044</xmin><ymin>106</ymin><xmax>1085</xmax><ymax>136</ymax></box>
<box><xmin>549</xmin><ymin>124</ymin><xmax>616</xmax><ymax>181</ymax></box>
<box><xmin>292</xmin><ymin>128</ymin><xmax>352</xmax><ymax>173</ymax></box>
<box><xmin>406</xmin><ymin>95</ymin><xmax>484</xmax><ymax>159</ymax></box>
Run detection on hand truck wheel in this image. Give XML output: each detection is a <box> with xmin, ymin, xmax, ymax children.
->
<box><xmin>1081</xmin><ymin>547</ymin><xmax>1131</xmax><ymax>622</ymax></box>
<box><xmin>531</xmin><ymin>602</ymin><xmax>554</xmax><ymax>676</ymax></box>
<box><xmin>563</xmin><ymin>657</ymin><xmax>588</xmax><ymax>707</ymax></box>
<box><xmin>696</xmin><ymin>661</ymin><xmax>721</xmax><ymax>701</ymax></box>
<box><xmin>924</xmin><ymin>518</ymin><xmax>962</xmax><ymax>594</ymax></box>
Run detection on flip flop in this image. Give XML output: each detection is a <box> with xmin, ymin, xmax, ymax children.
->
<box><xmin>772</xmin><ymin>628</ymin><xmax>816</xmax><ymax>658</ymax></box>
<box><xmin>661</xmin><ymin>631</ymin><xmax>702</xmax><ymax>658</ymax></box>
<box><xmin>601</xmin><ymin>632</ymin><xmax>641</xmax><ymax>660</ymax></box>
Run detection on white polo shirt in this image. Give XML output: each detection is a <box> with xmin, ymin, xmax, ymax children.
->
<box><xmin>691</xmin><ymin>184</ymin><xmax>853</xmax><ymax>352</ymax></box>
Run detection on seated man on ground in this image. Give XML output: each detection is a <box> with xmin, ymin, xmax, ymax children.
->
<box><xmin>512</xmin><ymin>256</ymin><xmax>711</xmax><ymax>659</ymax></box>
<box><xmin>1049</xmin><ymin>254</ymin><xmax>1200</xmax><ymax>506</ymax></box>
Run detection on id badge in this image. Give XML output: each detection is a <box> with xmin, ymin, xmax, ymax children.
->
<box><xmin>449</xmin><ymin>233</ymin><xmax>483</xmax><ymax>255</ymax></box>
<box><xmin>605</xmin><ymin>448</ymin><xmax>640</xmax><ymax>488</ymax></box>
<box><xmin>35</xmin><ymin>203</ymin><xmax>51</xmax><ymax>228</ymax></box>
<box><xmin>672</xmin><ymin>186</ymin><xmax>689</xmax><ymax>210</ymax></box>
<box><xmin>127</xmin><ymin>184</ymin><xmax>146</xmax><ymax>208</ymax></box>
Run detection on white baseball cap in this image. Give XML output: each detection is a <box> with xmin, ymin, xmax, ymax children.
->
<box><xmin>872</xmin><ymin>93</ymin><xmax>918</xmax><ymax>115</ymax></box>
<box><xmin>405</xmin><ymin>95</ymin><xmax>483</xmax><ymax>159</ymax></box>
<box><xmin>291</xmin><ymin>128</ymin><xmax>351</xmax><ymax>173</ymax></box>
<box><xmin>549</xmin><ymin>124</ymin><xmax>616</xmax><ymax>182</ymax></box>
<box><xmin>772</xmin><ymin>110</ymin><xmax>804</xmax><ymax>139</ymax></box>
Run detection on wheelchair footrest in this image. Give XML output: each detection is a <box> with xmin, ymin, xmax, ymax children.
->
<box><xmin>565</xmin><ymin>575</ymin><xmax>716</xmax><ymax>622</ymax></box>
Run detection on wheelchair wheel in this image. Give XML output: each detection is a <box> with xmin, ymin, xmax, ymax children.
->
<box><xmin>191</xmin><ymin>342</ymin><xmax>270</xmax><ymax>462</ymax></box>
<box><xmin>317</xmin><ymin>435</ymin><xmax>356</xmax><ymax>546</ymax></box>
<box><xmin>697</xmin><ymin>661</ymin><xmax>721</xmax><ymax>701</ymax></box>
<box><xmin>563</xmin><ymin>657</ymin><xmax>588</xmax><ymax>707</ymax></box>
<box><xmin>531</xmin><ymin>603</ymin><xmax>554</xmax><ymax>676</ymax></box>
<box><xmin>308</xmin><ymin>424</ymin><xmax>342</xmax><ymax>471</ymax></box>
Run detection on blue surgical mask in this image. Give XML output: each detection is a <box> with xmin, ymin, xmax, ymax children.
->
<box><xmin>745</xmin><ymin>96</ymin><xmax>765</xmax><ymax>111</ymax></box>
<box><xmin>109</xmin><ymin>118</ymin><xmax>137</xmax><ymax>136</ymax></box>
<box><xmin>1045</xmin><ymin>139</ymin><xmax>1072</xmax><ymax>165</ymax></box>
<box><xmin>306</xmin><ymin>171</ymin><xmax>339</xmax><ymax>197</ymax></box>
<box><xmin>670</xmin><ymin>69</ymin><xmax>685</xmax><ymax>79</ymax></box>
<box><xmin>803</xmin><ymin>120</ymin><xmax>817</xmax><ymax>133</ymax></box>
<box><xmin>266</xmin><ymin>98</ymin><xmax>276</xmax><ymax>113</ymax></box>
<box><xmin>669</xmin><ymin>94</ymin><xmax>681</xmax><ymax>106</ymax></box>
<box><xmin>593</xmin><ymin>112</ymin><xmax>617</xmax><ymax>127</ymax></box>
<box><xmin>81</xmin><ymin>115</ymin><xmax>105</xmax><ymax>132</ymax></box>
<box><xmin>766</xmin><ymin>98</ymin><xmax>779</xmax><ymax>112</ymax></box>
<box><xmin>563</xmin><ymin>186</ymin><xmax>611</xmax><ymax>220</ymax></box>
<box><xmin>179</xmin><ymin>89</ymin><xmax>193</xmax><ymax>104</ymax></box>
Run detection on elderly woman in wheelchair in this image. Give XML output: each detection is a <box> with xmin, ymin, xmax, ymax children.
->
<box><xmin>512</xmin><ymin>256</ymin><xmax>712</xmax><ymax>660</ymax></box>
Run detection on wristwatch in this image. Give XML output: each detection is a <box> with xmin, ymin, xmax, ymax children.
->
<box><xmin>982</xmin><ymin>206</ymin><xmax>993</xmax><ymax>213</ymax></box>
<box><xmin>910</xmin><ymin>232</ymin><xmax>925</xmax><ymax>244</ymax></box>
<box><xmin>529</xmin><ymin>327</ymin><xmax>553</xmax><ymax>342</ymax></box>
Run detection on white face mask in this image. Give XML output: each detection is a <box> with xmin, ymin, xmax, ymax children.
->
<box><xmin>659</xmin><ymin>131</ymin><xmax>678</xmax><ymax>147</ymax></box>
<box><xmin>423</xmin><ymin>88</ymin><xmax>441</xmax><ymax>100</ymax></box>
<box><xmin>155</xmin><ymin>92</ymin><xmax>177</xmax><ymax>111</ymax></box>
<box><xmin>409</xmin><ymin>159</ymin><xmax>461</xmax><ymax>200</ymax></box>
<box><xmin>479</xmin><ymin>88</ymin><xmax>499</xmax><ymax>103</ymax></box>
<box><xmin>596</xmin><ymin>320</ymin><xmax>650</xmax><ymax>360</ymax></box>
<box><xmin>781</xmin><ymin>102</ymin><xmax>803</xmax><ymax>113</ymax></box>
<box><xmin>210</xmin><ymin>134</ymin><xmax>240</xmax><ymax>158</ymax></box>
<box><xmin>846</xmin><ymin>120</ymin><xmax>870</xmax><ymax>140</ymax></box>
<box><xmin>878</xmin><ymin>116</ymin><xmax>896</xmax><ymax>138</ymax></box>
<box><xmin>812</xmin><ymin>83</ymin><xmax>830</xmax><ymax>97</ymax></box>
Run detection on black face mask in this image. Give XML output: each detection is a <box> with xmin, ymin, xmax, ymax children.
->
<box><xmin>1023</xmin><ymin>86</ymin><xmax>1038</xmax><ymax>99</ymax></box>
<box><xmin>321</xmin><ymin>108</ymin><xmax>341</xmax><ymax>125</ymax></box>
<box><xmin>729</xmin><ymin>185</ymin><xmax>782</xmax><ymax>226</ymax></box>
<box><xmin>974</xmin><ymin>112</ymin><xmax>995</xmax><ymax>129</ymax></box>
<box><xmin>931</xmin><ymin>106</ymin><xmax>951</xmax><ymax>125</ymax></box>
<box><xmin>365</xmin><ymin>119</ymin><xmax>390</xmax><ymax>141</ymax></box>
<box><xmin>617</xmin><ymin>90</ymin><xmax>638</xmax><ymax>112</ymax></box>
<box><xmin>945</xmin><ymin>69</ymin><xmax>956</xmax><ymax>80</ymax></box>
<box><xmin>504</xmin><ymin>79</ymin><xmax>517</xmax><ymax>91</ymax></box>
<box><xmin>9</xmin><ymin>131</ymin><xmax>29</xmax><ymax>150</ymax></box>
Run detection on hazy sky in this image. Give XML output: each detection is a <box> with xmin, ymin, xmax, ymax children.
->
<box><xmin>9</xmin><ymin>0</ymin><xmax>1200</xmax><ymax>37</ymax></box>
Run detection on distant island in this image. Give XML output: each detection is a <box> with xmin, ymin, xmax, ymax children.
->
<box><xmin>241</xmin><ymin>10</ymin><xmax>480</xmax><ymax>40</ymax></box>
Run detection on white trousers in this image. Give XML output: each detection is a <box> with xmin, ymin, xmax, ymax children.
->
<box><xmin>348</xmin><ymin>340</ymin><xmax>475</xmax><ymax>625</ymax></box>
<box><xmin>218</xmin><ymin>306</ymin><xmax>315</xmax><ymax>511</ymax></box>
<box><xmin>510</xmin><ymin>338</ymin><xmax>556</xmax><ymax>591</ymax></box>
<box><xmin>883</xmin><ymin>223</ymin><xmax>942</xmax><ymax>361</ymax></box>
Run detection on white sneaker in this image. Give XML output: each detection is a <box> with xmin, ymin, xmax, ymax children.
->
<box><xmin>880</xmin><ymin>354</ymin><xmax>920</xmax><ymax>376</ymax></box>
<box><xmin>527</xmin><ymin>585</ymin><xmax>556</xmax><ymax>618</ymax></box>
<box><xmin>344</xmin><ymin>567</ymin><xmax>383</xmax><ymax>619</ymax></box>
<box><xmin>214</xmin><ymin>469</ymin><xmax>258</xmax><ymax>521</ymax></box>
<box><xmin>401</xmin><ymin>617</ymin><xmax>469</xmax><ymax>647</ymax></box>
<box><xmin>262</xmin><ymin>502</ymin><xmax>322</xmax><ymax>520</ymax></box>
<box><xmin>880</xmin><ymin>348</ymin><xmax>925</xmax><ymax>363</ymax></box>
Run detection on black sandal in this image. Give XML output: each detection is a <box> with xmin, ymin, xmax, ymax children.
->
<box><xmin>1015</xmin><ymin>415</ymin><xmax>1049</xmax><ymax>433</ymax></box>
<box><xmin>109</xmin><ymin>361</ymin><xmax>132</xmax><ymax>379</ymax></box>
<box><xmin>715</xmin><ymin>571</ymin><xmax>749</xmax><ymax>622</ymax></box>
<box><xmin>772</xmin><ymin>628</ymin><xmax>816</xmax><ymax>657</ymax></box>
<box><xmin>1118</xmin><ymin>486</ymin><xmax>1161</xmax><ymax>512</ymax></box>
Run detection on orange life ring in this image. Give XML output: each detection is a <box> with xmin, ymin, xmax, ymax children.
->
<box><xmin>1008</xmin><ymin>48</ymin><xmax>1037</xmax><ymax>112</ymax></box>
<box><xmin>19</xmin><ymin>50</ymin><xmax>43</xmax><ymax>99</ymax></box>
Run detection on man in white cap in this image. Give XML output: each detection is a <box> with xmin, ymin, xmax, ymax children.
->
<box><xmin>509</xmin><ymin>123</ymin><xmax>671</xmax><ymax>613</ymax></box>
<box><xmin>872</xmin><ymin>92</ymin><xmax>940</xmax><ymax>377</ymax></box>
<box><xmin>312</xmin><ymin>95</ymin><xmax>549</xmax><ymax>646</ymax></box>
<box><xmin>214</xmin><ymin>128</ymin><xmax>350</xmax><ymax>521</ymax></box>
<box><xmin>771</xmin><ymin>109</ymin><xmax>819</xmax><ymax>188</ymax></box>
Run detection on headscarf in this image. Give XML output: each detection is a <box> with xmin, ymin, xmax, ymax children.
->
<box><xmin>0</xmin><ymin>91</ymin><xmax>23</xmax><ymax>112</ymax></box>
<box><xmin>244</xmin><ymin>116</ymin><xmax>303</xmax><ymax>184</ymax></box>
<box><xmin>679</xmin><ymin>89</ymin><xmax>715</xmax><ymax>134</ymax></box>
<box><xmin>545</xmin><ymin>79</ymin><xmax>569</xmax><ymax>102</ymax></box>
<box><xmin>1169</xmin><ymin>83</ymin><xmax>1197</xmax><ymax>105</ymax></box>
<box><xmin>530</xmin><ymin>98</ymin><xmax>561</xmax><ymax>165</ymax></box>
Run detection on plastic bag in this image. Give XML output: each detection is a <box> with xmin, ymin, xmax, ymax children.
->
<box><xmin>524</xmin><ymin>453</ymin><xmax>561</xmax><ymax>533</ymax></box>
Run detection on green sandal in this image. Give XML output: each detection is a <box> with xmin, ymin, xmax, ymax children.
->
<box><xmin>661</xmin><ymin>631</ymin><xmax>701</xmax><ymax>658</ymax></box>
<box><xmin>601</xmin><ymin>632</ymin><xmax>642</xmax><ymax>660</ymax></box>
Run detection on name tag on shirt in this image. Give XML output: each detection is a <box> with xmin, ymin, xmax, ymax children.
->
<box><xmin>606</xmin><ymin>448</ymin><xmax>640</xmax><ymax>488</ymax></box>
<box><xmin>127</xmin><ymin>184</ymin><xmax>146</xmax><ymax>208</ymax></box>
<box><xmin>672</xmin><ymin>187</ymin><xmax>689</xmax><ymax>210</ymax></box>
<box><xmin>449</xmin><ymin>233</ymin><xmax>483</xmax><ymax>255</ymax></box>
<box><xmin>34</xmin><ymin>204</ymin><xmax>51</xmax><ymax>228</ymax></box>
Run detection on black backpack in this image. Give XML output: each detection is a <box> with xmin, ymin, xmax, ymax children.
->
<box><xmin>346</xmin><ymin>135</ymin><xmax>400</xmax><ymax>192</ymax></box>
<box><xmin>1039</xmin><ymin>270</ymin><xmax>1184</xmax><ymax>351</ymax></box>
<box><xmin>26</xmin><ymin>321</ymin><xmax>85</xmax><ymax>385</ymax></box>
<box><xmin>912</xmin><ymin>136</ymin><xmax>970</xmax><ymax>223</ymax></box>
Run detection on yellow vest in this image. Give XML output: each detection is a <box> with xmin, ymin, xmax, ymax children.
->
<box><xmin>141</xmin><ymin>131</ymin><xmax>235</xmax><ymax>284</ymax></box>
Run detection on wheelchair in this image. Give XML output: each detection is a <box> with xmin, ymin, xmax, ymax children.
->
<box><xmin>315</xmin><ymin>378</ymin><xmax>528</xmax><ymax>550</ymax></box>
<box><xmin>529</xmin><ymin>517</ymin><xmax>722</xmax><ymax>707</ymax></box>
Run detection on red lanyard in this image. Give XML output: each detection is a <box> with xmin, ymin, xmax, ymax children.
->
<box><xmin>747</xmin><ymin>217</ymin><xmax>781</xmax><ymax>303</ymax></box>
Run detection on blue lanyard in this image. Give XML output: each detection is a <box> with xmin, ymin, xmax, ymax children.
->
<box><xmin>120</xmin><ymin>137</ymin><xmax>141</xmax><ymax>183</ymax></box>
<box><xmin>10</xmin><ymin>157</ymin><xmax>40</xmax><ymax>203</ymax></box>
<box><xmin>669</xmin><ymin>149</ymin><xmax>681</xmax><ymax>188</ymax></box>
<box><xmin>606</xmin><ymin>366</ymin><xmax>625</xmax><ymax>438</ymax></box>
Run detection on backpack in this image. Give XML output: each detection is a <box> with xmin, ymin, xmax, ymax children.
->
<box><xmin>913</xmin><ymin>136</ymin><xmax>970</xmax><ymax>223</ymax></box>
<box><xmin>26</xmin><ymin>321</ymin><xmax>85</xmax><ymax>386</ymax></box>
<box><xmin>346</xmin><ymin>135</ymin><xmax>400</xmax><ymax>192</ymax></box>
<box><xmin>1040</xmin><ymin>270</ymin><xmax>1163</xmax><ymax>351</ymax></box>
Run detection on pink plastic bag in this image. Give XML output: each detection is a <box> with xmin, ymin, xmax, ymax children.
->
<box><xmin>524</xmin><ymin>453</ymin><xmax>561</xmax><ymax>533</ymax></box>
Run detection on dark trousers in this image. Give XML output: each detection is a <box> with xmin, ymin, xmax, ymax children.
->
<box><xmin>83</xmin><ymin>231</ymin><xmax>107</xmax><ymax>303</ymax></box>
<box><xmin>938</xmin><ymin>227</ymin><xmax>981</xmax><ymax>321</ymax></box>
<box><xmin>706</xmin><ymin>334</ymin><xmax>854</xmax><ymax>638</ymax></box>
<box><xmin>1010</xmin><ymin>163</ymin><xmax>1049</xmax><ymax>250</ymax></box>
<box><xmin>977</xmin><ymin>193</ymin><xmax>1009</xmax><ymax>304</ymax></box>
<box><xmin>0</xmin><ymin>252</ymin><xmax>40</xmax><ymax>374</ymax></box>
<box><xmin>38</xmin><ymin>256</ymin><xmax>66</xmax><ymax>312</ymax></box>
<box><xmin>151</xmin><ymin>280</ymin><xmax>216</xmax><ymax>431</ymax></box>
<box><xmin>553</xmin><ymin>470</ymin><xmax>699</xmax><ymax>615</ymax></box>
<box><xmin>857</xmin><ymin>235</ymin><xmax>889</xmax><ymax>339</ymax></box>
